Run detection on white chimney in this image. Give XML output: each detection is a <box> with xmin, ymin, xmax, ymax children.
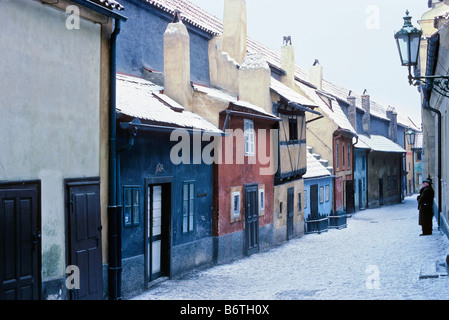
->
<box><xmin>309</xmin><ymin>59</ymin><xmax>323</xmax><ymax>90</ymax></box>
<box><xmin>281</xmin><ymin>36</ymin><xmax>295</xmax><ymax>89</ymax></box>
<box><xmin>222</xmin><ymin>0</ymin><xmax>247</xmax><ymax>65</ymax></box>
<box><xmin>163</xmin><ymin>11</ymin><xmax>192</xmax><ymax>110</ymax></box>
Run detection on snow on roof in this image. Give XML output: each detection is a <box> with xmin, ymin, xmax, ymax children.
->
<box><xmin>303</xmin><ymin>150</ymin><xmax>332</xmax><ymax>179</ymax></box>
<box><xmin>355</xmin><ymin>134</ymin><xmax>406</xmax><ymax>153</ymax></box>
<box><xmin>192</xmin><ymin>84</ymin><xmax>280</xmax><ymax>120</ymax></box>
<box><xmin>296</xmin><ymin>80</ymin><xmax>357</xmax><ymax>136</ymax></box>
<box><xmin>146</xmin><ymin>0</ymin><xmax>418</xmax><ymax>131</ymax></box>
<box><xmin>116</xmin><ymin>74</ymin><xmax>221</xmax><ymax>133</ymax></box>
<box><xmin>270</xmin><ymin>78</ymin><xmax>318</xmax><ymax>109</ymax></box>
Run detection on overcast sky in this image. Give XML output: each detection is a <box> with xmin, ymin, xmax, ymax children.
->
<box><xmin>188</xmin><ymin>0</ymin><xmax>431</xmax><ymax>126</ymax></box>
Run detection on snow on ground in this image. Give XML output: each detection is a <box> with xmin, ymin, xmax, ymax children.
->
<box><xmin>132</xmin><ymin>196</ymin><xmax>449</xmax><ymax>300</ymax></box>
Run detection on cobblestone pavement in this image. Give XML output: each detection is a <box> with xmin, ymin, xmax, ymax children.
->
<box><xmin>132</xmin><ymin>195</ymin><xmax>449</xmax><ymax>300</ymax></box>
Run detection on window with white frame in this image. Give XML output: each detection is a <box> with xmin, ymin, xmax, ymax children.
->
<box><xmin>244</xmin><ymin>119</ymin><xmax>255</xmax><ymax>156</ymax></box>
<box><xmin>182</xmin><ymin>181</ymin><xmax>195</xmax><ymax>233</ymax></box>
<box><xmin>325</xmin><ymin>185</ymin><xmax>330</xmax><ymax>202</ymax></box>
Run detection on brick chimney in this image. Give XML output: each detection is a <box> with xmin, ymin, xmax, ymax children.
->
<box><xmin>347</xmin><ymin>91</ymin><xmax>357</xmax><ymax>131</ymax></box>
<box><xmin>163</xmin><ymin>11</ymin><xmax>193</xmax><ymax>110</ymax></box>
<box><xmin>309</xmin><ymin>59</ymin><xmax>323</xmax><ymax>90</ymax></box>
<box><xmin>222</xmin><ymin>0</ymin><xmax>247</xmax><ymax>65</ymax></box>
<box><xmin>386</xmin><ymin>106</ymin><xmax>398</xmax><ymax>142</ymax></box>
<box><xmin>281</xmin><ymin>36</ymin><xmax>295</xmax><ymax>89</ymax></box>
<box><xmin>361</xmin><ymin>90</ymin><xmax>370</xmax><ymax>135</ymax></box>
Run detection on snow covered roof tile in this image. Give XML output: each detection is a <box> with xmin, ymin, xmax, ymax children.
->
<box><xmin>270</xmin><ymin>78</ymin><xmax>318</xmax><ymax>109</ymax></box>
<box><xmin>355</xmin><ymin>134</ymin><xmax>406</xmax><ymax>153</ymax></box>
<box><xmin>192</xmin><ymin>84</ymin><xmax>280</xmax><ymax>120</ymax></box>
<box><xmin>296</xmin><ymin>80</ymin><xmax>357</xmax><ymax>136</ymax></box>
<box><xmin>303</xmin><ymin>150</ymin><xmax>332</xmax><ymax>179</ymax></box>
<box><xmin>116</xmin><ymin>74</ymin><xmax>221</xmax><ymax>133</ymax></box>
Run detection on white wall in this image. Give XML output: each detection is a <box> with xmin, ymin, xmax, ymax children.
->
<box><xmin>0</xmin><ymin>0</ymin><xmax>101</xmax><ymax>280</ymax></box>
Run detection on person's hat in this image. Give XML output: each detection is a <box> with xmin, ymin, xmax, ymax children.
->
<box><xmin>423</xmin><ymin>177</ymin><xmax>433</xmax><ymax>185</ymax></box>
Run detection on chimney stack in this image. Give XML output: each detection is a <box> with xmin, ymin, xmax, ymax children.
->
<box><xmin>222</xmin><ymin>0</ymin><xmax>247</xmax><ymax>65</ymax></box>
<box><xmin>239</xmin><ymin>53</ymin><xmax>272</xmax><ymax>113</ymax></box>
<box><xmin>386</xmin><ymin>106</ymin><xmax>398</xmax><ymax>142</ymax></box>
<box><xmin>347</xmin><ymin>91</ymin><xmax>357</xmax><ymax>131</ymax></box>
<box><xmin>281</xmin><ymin>36</ymin><xmax>295</xmax><ymax>89</ymax></box>
<box><xmin>309</xmin><ymin>59</ymin><xmax>323</xmax><ymax>90</ymax></box>
<box><xmin>163</xmin><ymin>11</ymin><xmax>193</xmax><ymax>110</ymax></box>
<box><xmin>361</xmin><ymin>90</ymin><xmax>370</xmax><ymax>136</ymax></box>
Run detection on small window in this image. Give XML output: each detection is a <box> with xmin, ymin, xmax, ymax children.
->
<box><xmin>244</xmin><ymin>119</ymin><xmax>255</xmax><ymax>156</ymax></box>
<box><xmin>336</xmin><ymin>143</ymin><xmax>340</xmax><ymax>169</ymax></box>
<box><xmin>232</xmin><ymin>192</ymin><xmax>240</xmax><ymax>219</ymax></box>
<box><xmin>304</xmin><ymin>190</ymin><xmax>308</xmax><ymax>209</ymax></box>
<box><xmin>325</xmin><ymin>185</ymin><xmax>330</xmax><ymax>202</ymax></box>
<box><xmin>347</xmin><ymin>143</ymin><xmax>351</xmax><ymax>169</ymax></box>
<box><xmin>182</xmin><ymin>181</ymin><xmax>195</xmax><ymax>233</ymax></box>
<box><xmin>259</xmin><ymin>189</ymin><xmax>265</xmax><ymax>213</ymax></box>
<box><xmin>393</xmin><ymin>175</ymin><xmax>398</xmax><ymax>190</ymax></box>
<box><xmin>288</xmin><ymin>116</ymin><xmax>298</xmax><ymax>141</ymax></box>
<box><xmin>298</xmin><ymin>193</ymin><xmax>302</xmax><ymax>212</ymax></box>
<box><xmin>342</xmin><ymin>144</ymin><xmax>345</xmax><ymax>168</ymax></box>
<box><xmin>123</xmin><ymin>186</ymin><xmax>140</xmax><ymax>227</ymax></box>
<box><xmin>320</xmin><ymin>186</ymin><xmax>324</xmax><ymax>204</ymax></box>
<box><xmin>387</xmin><ymin>176</ymin><xmax>391</xmax><ymax>191</ymax></box>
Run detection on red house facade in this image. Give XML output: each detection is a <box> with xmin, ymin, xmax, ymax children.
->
<box><xmin>213</xmin><ymin>102</ymin><xmax>279</xmax><ymax>262</ymax></box>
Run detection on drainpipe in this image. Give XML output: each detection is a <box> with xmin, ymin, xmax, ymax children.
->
<box><xmin>108</xmin><ymin>18</ymin><xmax>122</xmax><ymax>301</ymax></box>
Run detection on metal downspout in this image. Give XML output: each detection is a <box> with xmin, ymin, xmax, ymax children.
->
<box><xmin>108</xmin><ymin>18</ymin><xmax>122</xmax><ymax>301</ymax></box>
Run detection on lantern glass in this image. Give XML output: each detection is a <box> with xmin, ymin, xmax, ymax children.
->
<box><xmin>406</xmin><ymin>129</ymin><xmax>416</xmax><ymax>146</ymax></box>
<box><xmin>394</xmin><ymin>11</ymin><xmax>422</xmax><ymax>67</ymax></box>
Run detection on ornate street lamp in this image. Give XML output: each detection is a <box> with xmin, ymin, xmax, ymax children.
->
<box><xmin>395</xmin><ymin>10</ymin><xmax>449</xmax><ymax>95</ymax></box>
<box><xmin>405</xmin><ymin>128</ymin><xmax>416</xmax><ymax>148</ymax></box>
<box><xmin>395</xmin><ymin>10</ymin><xmax>422</xmax><ymax>69</ymax></box>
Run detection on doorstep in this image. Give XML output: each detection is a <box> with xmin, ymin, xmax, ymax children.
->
<box><xmin>419</xmin><ymin>261</ymin><xmax>449</xmax><ymax>279</ymax></box>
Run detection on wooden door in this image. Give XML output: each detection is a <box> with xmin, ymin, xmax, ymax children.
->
<box><xmin>358</xmin><ymin>180</ymin><xmax>363</xmax><ymax>209</ymax></box>
<box><xmin>379</xmin><ymin>179</ymin><xmax>384</xmax><ymax>206</ymax></box>
<box><xmin>66</xmin><ymin>178</ymin><xmax>103</xmax><ymax>300</ymax></box>
<box><xmin>146</xmin><ymin>184</ymin><xmax>170</xmax><ymax>284</ymax></box>
<box><xmin>0</xmin><ymin>182</ymin><xmax>41</xmax><ymax>300</ymax></box>
<box><xmin>345</xmin><ymin>180</ymin><xmax>355</xmax><ymax>214</ymax></box>
<box><xmin>310</xmin><ymin>184</ymin><xmax>319</xmax><ymax>219</ymax></box>
<box><xmin>287</xmin><ymin>187</ymin><xmax>294</xmax><ymax>240</ymax></box>
<box><xmin>245</xmin><ymin>185</ymin><xmax>259</xmax><ymax>256</ymax></box>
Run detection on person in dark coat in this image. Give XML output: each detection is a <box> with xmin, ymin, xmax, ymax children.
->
<box><xmin>417</xmin><ymin>178</ymin><xmax>435</xmax><ymax>236</ymax></box>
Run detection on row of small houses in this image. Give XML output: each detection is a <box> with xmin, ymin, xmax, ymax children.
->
<box><xmin>0</xmin><ymin>0</ymin><xmax>422</xmax><ymax>300</ymax></box>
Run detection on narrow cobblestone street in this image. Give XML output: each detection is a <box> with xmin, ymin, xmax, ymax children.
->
<box><xmin>132</xmin><ymin>195</ymin><xmax>449</xmax><ymax>300</ymax></box>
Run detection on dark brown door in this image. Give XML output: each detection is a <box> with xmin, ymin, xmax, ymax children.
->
<box><xmin>245</xmin><ymin>184</ymin><xmax>259</xmax><ymax>256</ymax></box>
<box><xmin>345</xmin><ymin>180</ymin><xmax>355</xmax><ymax>214</ymax></box>
<box><xmin>66</xmin><ymin>178</ymin><xmax>103</xmax><ymax>300</ymax></box>
<box><xmin>310</xmin><ymin>184</ymin><xmax>319</xmax><ymax>219</ymax></box>
<box><xmin>287</xmin><ymin>187</ymin><xmax>294</xmax><ymax>240</ymax></box>
<box><xmin>0</xmin><ymin>181</ymin><xmax>41</xmax><ymax>300</ymax></box>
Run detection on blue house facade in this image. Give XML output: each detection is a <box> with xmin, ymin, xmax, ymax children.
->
<box><xmin>116</xmin><ymin>0</ymin><xmax>213</xmax><ymax>85</ymax></box>
<box><xmin>303</xmin><ymin>149</ymin><xmax>333</xmax><ymax>233</ymax></box>
<box><xmin>116</xmin><ymin>74</ymin><xmax>221</xmax><ymax>297</ymax></box>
